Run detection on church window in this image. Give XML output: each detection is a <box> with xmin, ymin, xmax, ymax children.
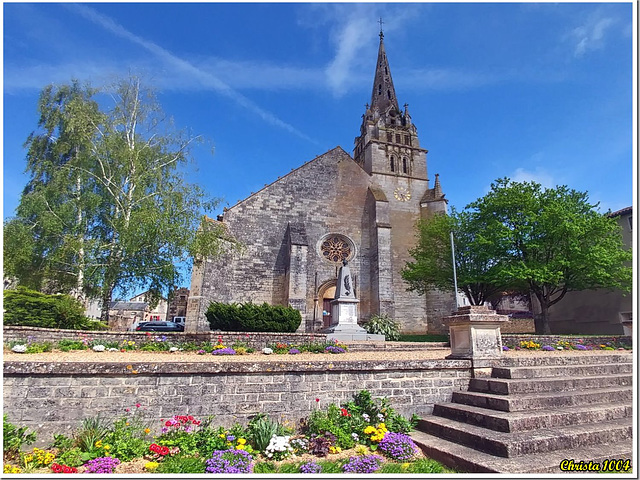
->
<box><xmin>404</xmin><ymin>135</ymin><xmax>411</xmax><ymax>145</ymax></box>
<box><xmin>390</xmin><ymin>155</ymin><xmax>395</xmax><ymax>172</ymax></box>
<box><xmin>395</xmin><ymin>134</ymin><xmax>401</xmax><ymax>143</ymax></box>
<box><xmin>387</xmin><ymin>131</ymin><xmax>393</xmax><ymax>142</ymax></box>
<box><xmin>378</xmin><ymin>84</ymin><xmax>382</xmax><ymax>95</ymax></box>
<box><xmin>387</xmin><ymin>89</ymin><xmax>391</xmax><ymax>100</ymax></box>
<box><xmin>319</xmin><ymin>234</ymin><xmax>354</xmax><ymax>264</ymax></box>
<box><xmin>385</xmin><ymin>66</ymin><xmax>388</xmax><ymax>75</ymax></box>
<box><xmin>402</xmin><ymin>157</ymin><xmax>408</xmax><ymax>174</ymax></box>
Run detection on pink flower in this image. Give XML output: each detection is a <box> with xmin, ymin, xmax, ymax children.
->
<box><xmin>315</xmin><ymin>398</ymin><xmax>320</xmax><ymax>403</ymax></box>
<box><xmin>125</xmin><ymin>408</ymin><xmax>130</xmax><ymax>412</ymax></box>
<box><xmin>136</xmin><ymin>403</ymin><xmax>141</xmax><ymax>408</ymax></box>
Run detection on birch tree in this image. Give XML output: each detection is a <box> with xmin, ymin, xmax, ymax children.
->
<box><xmin>4</xmin><ymin>77</ymin><xmax>229</xmax><ymax>321</ymax></box>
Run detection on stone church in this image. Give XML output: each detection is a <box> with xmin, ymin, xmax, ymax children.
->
<box><xmin>186</xmin><ymin>31</ymin><xmax>455</xmax><ymax>334</ymax></box>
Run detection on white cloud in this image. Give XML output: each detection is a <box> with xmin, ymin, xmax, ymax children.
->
<box><xmin>510</xmin><ymin>167</ymin><xmax>556</xmax><ymax>189</ymax></box>
<box><xmin>569</xmin><ymin>14</ymin><xmax>616</xmax><ymax>57</ymax></box>
<box><xmin>64</xmin><ymin>4</ymin><xmax>316</xmax><ymax>144</ymax></box>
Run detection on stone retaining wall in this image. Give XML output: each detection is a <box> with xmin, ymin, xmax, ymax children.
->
<box><xmin>2</xmin><ymin>326</ymin><xmax>328</xmax><ymax>349</ymax></box>
<box><xmin>3</xmin><ymin>358</ymin><xmax>472</xmax><ymax>447</ymax></box>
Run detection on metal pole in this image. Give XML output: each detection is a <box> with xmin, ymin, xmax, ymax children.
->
<box><xmin>450</xmin><ymin>231</ymin><xmax>459</xmax><ymax>309</ymax></box>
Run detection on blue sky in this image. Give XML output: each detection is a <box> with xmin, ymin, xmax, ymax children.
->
<box><xmin>2</xmin><ymin>2</ymin><xmax>635</xmax><ymax>292</ymax></box>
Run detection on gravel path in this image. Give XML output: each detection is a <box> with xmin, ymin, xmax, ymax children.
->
<box><xmin>3</xmin><ymin>347</ymin><xmax>631</xmax><ymax>363</ymax></box>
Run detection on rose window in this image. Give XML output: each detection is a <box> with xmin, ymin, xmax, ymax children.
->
<box><xmin>320</xmin><ymin>236</ymin><xmax>352</xmax><ymax>263</ymax></box>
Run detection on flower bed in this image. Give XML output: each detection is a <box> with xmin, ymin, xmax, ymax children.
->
<box><xmin>502</xmin><ymin>337</ymin><xmax>631</xmax><ymax>352</ymax></box>
<box><xmin>2</xmin><ymin>391</ymin><xmax>455</xmax><ymax>474</ymax></box>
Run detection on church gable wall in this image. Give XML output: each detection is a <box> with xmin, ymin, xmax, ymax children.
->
<box><xmin>195</xmin><ymin>148</ymin><xmax>376</xmax><ymax>331</ymax></box>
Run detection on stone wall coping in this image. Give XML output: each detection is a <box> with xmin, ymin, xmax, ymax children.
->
<box><xmin>4</xmin><ymin>358</ymin><xmax>471</xmax><ymax>376</ymax></box>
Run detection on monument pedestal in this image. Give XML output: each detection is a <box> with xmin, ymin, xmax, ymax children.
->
<box><xmin>322</xmin><ymin>260</ymin><xmax>384</xmax><ymax>342</ymax></box>
<box><xmin>443</xmin><ymin>305</ymin><xmax>508</xmax><ymax>376</ymax></box>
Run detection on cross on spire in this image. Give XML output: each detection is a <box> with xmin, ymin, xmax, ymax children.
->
<box><xmin>378</xmin><ymin>17</ymin><xmax>384</xmax><ymax>38</ymax></box>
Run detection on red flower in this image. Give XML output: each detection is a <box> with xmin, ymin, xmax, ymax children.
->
<box><xmin>165</xmin><ymin>421</ymin><xmax>172</xmax><ymax>427</ymax></box>
<box><xmin>135</xmin><ymin>403</ymin><xmax>141</xmax><ymax>408</ymax></box>
<box><xmin>340</xmin><ymin>408</ymin><xmax>351</xmax><ymax>417</ymax></box>
<box><xmin>120</xmin><ymin>349</ymin><xmax>126</xmax><ymax>352</ymax></box>
<box><xmin>315</xmin><ymin>398</ymin><xmax>320</xmax><ymax>402</ymax></box>
<box><xmin>51</xmin><ymin>463</ymin><xmax>63</xmax><ymax>473</ymax></box>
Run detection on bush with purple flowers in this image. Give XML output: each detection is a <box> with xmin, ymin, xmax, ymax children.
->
<box><xmin>83</xmin><ymin>456</ymin><xmax>121</xmax><ymax>474</ymax></box>
<box><xmin>342</xmin><ymin>455</ymin><xmax>384</xmax><ymax>473</ymax></box>
<box><xmin>205</xmin><ymin>449</ymin><xmax>253</xmax><ymax>474</ymax></box>
<box><xmin>541</xmin><ymin>345</ymin><xmax>555</xmax><ymax>351</ymax></box>
<box><xmin>299</xmin><ymin>461</ymin><xmax>322</xmax><ymax>473</ymax></box>
<box><xmin>289</xmin><ymin>348</ymin><xmax>301</xmax><ymax>355</ymax></box>
<box><xmin>377</xmin><ymin>432</ymin><xmax>419</xmax><ymax>461</ymax></box>
<box><xmin>324</xmin><ymin>345</ymin><xmax>346</xmax><ymax>354</ymax></box>
<box><xmin>212</xmin><ymin>347</ymin><xmax>236</xmax><ymax>355</ymax></box>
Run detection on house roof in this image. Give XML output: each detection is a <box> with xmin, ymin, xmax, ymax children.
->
<box><xmin>608</xmin><ymin>206</ymin><xmax>632</xmax><ymax>218</ymax></box>
<box><xmin>109</xmin><ymin>301</ymin><xmax>147</xmax><ymax>311</ymax></box>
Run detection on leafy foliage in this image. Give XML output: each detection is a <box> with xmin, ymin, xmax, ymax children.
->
<box><xmin>3</xmin><ymin>287</ymin><xmax>100</xmax><ymax>330</ymax></box>
<box><xmin>156</xmin><ymin>455</ymin><xmax>205</xmax><ymax>474</ymax></box>
<box><xmin>4</xmin><ymin>78</ymin><xmax>232</xmax><ymax>320</ymax></box>
<box><xmin>363</xmin><ymin>314</ymin><xmax>401</xmax><ymax>341</ymax></box>
<box><xmin>206</xmin><ymin>302</ymin><xmax>302</xmax><ymax>333</ymax></box>
<box><xmin>3</xmin><ymin>415</ymin><xmax>37</xmax><ymax>460</ymax></box>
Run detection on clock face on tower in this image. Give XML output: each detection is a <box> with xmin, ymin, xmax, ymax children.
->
<box><xmin>394</xmin><ymin>186</ymin><xmax>411</xmax><ymax>202</ymax></box>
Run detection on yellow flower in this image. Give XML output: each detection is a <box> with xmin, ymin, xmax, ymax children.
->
<box><xmin>218</xmin><ymin>433</ymin><xmax>226</xmax><ymax>439</ymax></box>
<box><xmin>95</xmin><ymin>440</ymin><xmax>103</xmax><ymax>448</ymax></box>
<box><xmin>3</xmin><ymin>464</ymin><xmax>22</xmax><ymax>474</ymax></box>
<box><xmin>329</xmin><ymin>446</ymin><xmax>342</xmax><ymax>454</ymax></box>
<box><xmin>235</xmin><ymin>445</ymin><xmax>245</xmax><ymax>450</ymax></box>
<box><xmin>103</xmin><ymin>444</ymin><xmax>111</xmax><ymax>451</ymax></box>
<box><xmin>144</xmin><ymin>428</ymin><xmax>151</xmax><ymax>434</ymax></box>
<box><xmin>363</xmin><ymin>426</ymin><xmax>375</xmax><ymax>434</ymax></box>
<box><xmin>144</xmin><ymin>461</ymin><xmax>159</xmax><ymax>472</ymax></box>
<box><xmin>402</xmin><ymin>463</ymin><xmax>410</xmax><ymax>470</ymax></box>
<box><xmin>237</xmin><ymin>438</ymin><xmax>246</xmax><ymax>445</ymax></box>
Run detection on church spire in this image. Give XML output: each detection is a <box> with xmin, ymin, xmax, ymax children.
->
<box><xmin>370</xmin><ymin>20</ymin><xmax>399</xmax><ymax>115</ymax></box>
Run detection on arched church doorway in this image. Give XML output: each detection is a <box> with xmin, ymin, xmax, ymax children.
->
<box><xmin>318</xmin><ymin>281</ymin><xmax>336</xmax><ymax>329</ymax></box>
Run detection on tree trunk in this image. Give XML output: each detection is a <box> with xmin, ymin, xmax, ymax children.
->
<box><xmin>533</xmin><ymin>292</ymin><xmax>552</xmax><ymax>335</ymax></box>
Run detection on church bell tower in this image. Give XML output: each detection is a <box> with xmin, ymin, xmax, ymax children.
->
<box><xmin>353</xmin><ymin>28</ymin><xmax>428</xmax><ymax>181</ymax></box>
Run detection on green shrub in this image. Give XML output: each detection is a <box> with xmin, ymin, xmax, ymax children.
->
<box><xmin>3</xmin><ymin>415</ymin><xmax>37</xmax><ymax>459</ymax></box>
<box><xmin>3</xmin><ymin>287</ymin><xmax>97</xmax><ymax>330</ymax></box>
<box><xmin>253</xmin><ymin>462</ymin><xmax>277</xmax><ymax>473</ymax></box>
<box><xmin>156</xmin><ymin>455</ymin><xmax>205</xmax><ymax>474</ymax></box>
<box><xmin>206</xmin><ymin>302</ymin><xmax>301</xmax><ymax>333</ymax></box>
<box><xmin>57</xmin><ymin>339</ymin><xmax>87</xmax><ymax>352</ymax></box>
<box><xmin>25</xmin><ymin>342</ymin><xmax>53</xmax><ymax>353</ymax></box>
<box><xmin>364</xmin><ymin>314</ymin><xmax>401</xmax><ymax>341</ymax></box>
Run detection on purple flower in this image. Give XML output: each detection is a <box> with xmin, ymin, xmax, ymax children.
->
<box><xmin>226</xmin><ymin>435</ymin><xmax>236</xmax><ymax>442</ymax></box>
<box><xmin>205</xmin><ymin>449</ymin><xmax>253</xmax><ymax>474</ymax></box>
<box><xmin>342</xmin><ymin>455</ymin><xmax>383</xmax><ymax>474</ymax></box>
<box><xmin>502</xmin><ymin>346</ymin><xmax>509</xmax><ymax>351</ymax></box>
<box><xmin>83</xmin><ymin>456</ymin><xmax>121</xmax><ymax>474</ymax></box>
<box><xmin>542</xmin><ymin>345</ymin><xmax>555</xmax><ymax>351</ymax></box>
<box><xmin>289</xmin><ymin>348</ymin><xmax>301</xmax><ymax>355</ymax></box>
<box><xmin>377</xmin><ymin>432</ymin><xmax>419</xmax><ymax>461</ymax></box>
<box><xmin>300</xmin><ymin>461</ymin><xmax>321</xmax><ymax>474</ymax></box>
<box><xmin>575</xmin><ymin>344</ymin><xmax>587</xmax><ymax>350</ymax></box>
<box><xmin>212</xmin><ymin>348</ymin><xmax>236</xmax><ymax>355</ymax></box>
<box><xmin>324</xmin><ymin>345</ymin><xmax>346</xmax><ymax>354</ymax></box>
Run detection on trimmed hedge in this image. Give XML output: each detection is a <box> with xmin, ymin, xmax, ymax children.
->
<box><xmin>3</xmin><ymin>287</ymin><xmax>106</xmax><ymax>330</ymax></box>
<box><xmin>206</xmin><ymin>302</ymin><xmax>302</xmax><ymax>333</ymax></box>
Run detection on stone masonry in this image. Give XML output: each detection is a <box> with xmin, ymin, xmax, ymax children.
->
<box><xmin>187</xmin><ymin>32</ymin><xmax>456</xmax><ymax>334</ymax></box>
<box><xmin>4</xmin><ymin>358</ymin><xmax>472</xmax><ymax>446</ymax></box>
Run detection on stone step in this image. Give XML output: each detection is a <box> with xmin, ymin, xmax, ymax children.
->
<box><xmin>411</xmin><ymin>429</ymin><xmax>634</xmax><ymax>473</ymax></box>
<box><xmin>492</xmin><ymin>362</ymin><xmax>633</xmax><ymax>379</ymax></box>
<box><xmin>469</xmin><ymin>373</ymin><xmax>632</xmax><ymax>395</ymax></box>
<box><xmin>416</xmin><ymin>416</ymin><xmax>632</xmax><ymax>458</ymax></box>
<box><xmin>433</xmin><ymin>401</ymin><xmax>632</xmax><ymax>433</ymax></box>
<box><xmin>497</xmin><ymin>353</ymin><xmax>632</xmax><ymax>367</ymax></box>
<box><xmin>452</xmin><ymin>386</ymin><xmax>632</xmax><ymax>412</ymax></box>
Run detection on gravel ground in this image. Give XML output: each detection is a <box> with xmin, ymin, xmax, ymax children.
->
<box><xmin>3</xmin><ymin>347</ymin><xmax>631</xmax><ymax>363</ymax></box>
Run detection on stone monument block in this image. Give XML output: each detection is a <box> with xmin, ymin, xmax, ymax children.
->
<box><xmin>444</xmin><ymin>305</ymin><xmax>508</xmax><ymax>360</ymax></box>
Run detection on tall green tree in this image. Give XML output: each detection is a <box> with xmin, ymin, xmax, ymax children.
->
<box><xmin>402</xmin><ymin>209</ymin><xmax>511</xmax><ymax>306</ymax></box>
<box><xmin>469</xmin><ymin>178</ymin><xmax>632</xmax><ymax>334</ymax></box>
<box><xmin>4</xmin><ymin>77</ymin><xmax>230</xmax><ymax>321</ymax></box>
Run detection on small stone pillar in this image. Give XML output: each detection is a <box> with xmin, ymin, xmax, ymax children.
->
<box><xmin>443</xmin><ymin>305</ymin><xmax>508</xmax><ymax>375</ymax></box>
<box><xmin>324</xmin><ymin>261</ymin><xmax>384</xmax><ymax>342</ymax></box>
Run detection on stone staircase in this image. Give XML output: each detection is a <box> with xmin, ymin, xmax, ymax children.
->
<box><xmin>411</xmin><ymin>353</ymin><xmax>634</xmax><ymax>473</ymax></box>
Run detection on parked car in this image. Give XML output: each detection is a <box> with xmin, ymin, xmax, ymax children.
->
<box><xmin>172</xmin><ymin>316</ymin><xmax>186</xmax><ymax>325</ymax></box>
<box><xmin>135</xmin><ymin>321</ymin><xmax>184</xmax><ymax>332</ymax></box>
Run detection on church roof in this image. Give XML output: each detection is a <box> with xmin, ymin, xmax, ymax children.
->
<box><xmin>370</xmin><ymin>30</ymin><xmax>400</xmax><ymax>114</ymax></box>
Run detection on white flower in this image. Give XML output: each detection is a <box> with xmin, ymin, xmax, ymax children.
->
<box><xmin>93</xmin><ymin>345</ymin><xmax>105</xmax><ymax>352</ymax></box>
<box><xmin>351</xmin><ymin>433</ymin><xmax>359</xmax><ymax>440</ymax></box>
<box><xmin>108</xmin><ymin>348</ymin><xmax>118</xmax><ymax>351</ymax></box>
<box><xmin>362</xmin><ymin>413</ymin><xmax>370</xmax><ymax>421</ymax></box>
<box><xmin>11</xmin><ymin>344</ymin><xmax>27</xmax><ymax>353</ymax></box>
<box><xmin>169</xmin><ymin>347</ymin><xmax>179</xmax><ymax>352</ymax></box>
<box><xmin>262</xmin><ymin>347</ymin><xmax>273</xmax><ymax>355</ymax></box>
<box><xmin>556</xmin><ymin>346</ymin><xmax>564</xmax><ymax>350</ymax></box>
<box><xmin>377</xmin><ymin>413</ymin><xmax>385</xmax><ymax>421</ymax></box>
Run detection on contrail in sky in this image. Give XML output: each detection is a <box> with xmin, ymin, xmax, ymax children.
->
<box><xmin>67</xmin><ymin>4</ymin><xmax>317</xmax><ymax>144</ymax></box>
